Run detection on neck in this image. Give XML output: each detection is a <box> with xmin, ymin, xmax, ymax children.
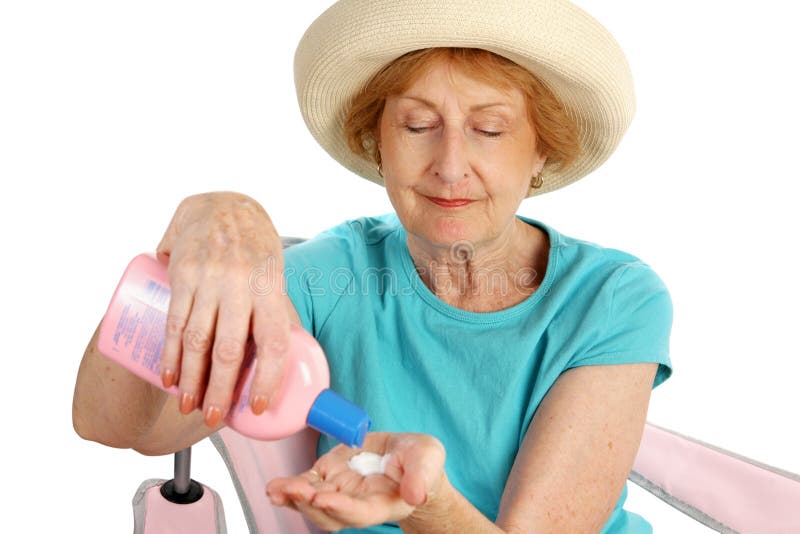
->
<box><xmin>406</xmin><ymin>219</ymin><xmax>548</xmax><ymax>312</ymax></box>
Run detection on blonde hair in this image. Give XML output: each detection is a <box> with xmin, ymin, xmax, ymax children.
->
<box><xmin>344</xmin><ymin>47</ymin><xmax>581</xmax><ymax>172</ymax></box>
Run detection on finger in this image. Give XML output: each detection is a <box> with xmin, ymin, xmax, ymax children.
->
<box><xmin>272</xmin><ymin>496</ymin><xmax>298</xmax><ymax>512</ymax></box>
<box><xmin>311</xmin><ymin>490</ymin><xmax>411</xmax><ymax>529</ymax></box>
<box><xmin>266</xmin><ymin>467</ymin><xmax>336</xmax><ymax>505</ymax></box>
<box><xmin>267</xmin><ymin>478</ymin><xmax>347</xmax><ymax>531</ymax></box>
<box><xmin>293</xmin><ymin>500</ymin><xmax>347</xmax><ymax>531</ymax></box>
<box><xmin>397</xmin><ymin>438</ymin><xmax>446</xmax><ymax>506</ymax></box>
<box><xmin>288</xmin><ymin>468</ymin><xmax>349</xmax><ymax>530</ymax></box>
<box><xmin>176</xmin><ymin>291</ymin><xmax>218</xmax><ymax>414</ymax></box>
<box><xmin>249</xmin><ymin>276</ymin><xmax>291</xmax><ymax>411</ymax></box>
<box><xmin>381</xmin><ymin>454</ymin><xmax>404</xmax><ymax>483</ymax></box>
<box><xmin>266</xmin><ymin>477</ymin><xmax>300</xmax><ymax>506</ymax></box>
<box><xmin>200</xmin><ymin>290</ymin><xmax>251</xmax><ymax>428</ymax></box>
<box><xmin>161</xmin><ymin>281</ymin><xmax>193</xmax><ymax>390</ymax></box>
<box><xmin>266</xmin><ymin>488</ymin><xmax>293</xmax><ymax>507</ymax></box>
<box><xmin>269</xmin><ymin>477</ymin><xmax>316</xmax><ymax>504</ymax></box>
<box><xmin>266</xmin><ymin>478</ymin><xmax>300</xmax><ymax>508</ymax></box>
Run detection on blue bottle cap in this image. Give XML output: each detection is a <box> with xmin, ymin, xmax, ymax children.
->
<box><xmin>307</xmin><ymin>389</ymin><xmax>371</xmax><ymax>448</ymax></box>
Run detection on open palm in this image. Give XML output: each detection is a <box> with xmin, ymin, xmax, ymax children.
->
<box><xmin>266</xmin><ymin>431</ymin><xmax>446</xmax><ymax>531</ymax></box>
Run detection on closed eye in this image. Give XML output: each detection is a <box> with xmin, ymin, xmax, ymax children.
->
<box><xmin>405</xmin><ymin>125</ymin><xmax>433</xmax><ymax>134</ymax></box>
<box><xmin>403</xmin><ymin>124</ymin><xmax>502</xmax><ymax>137</ymax></box>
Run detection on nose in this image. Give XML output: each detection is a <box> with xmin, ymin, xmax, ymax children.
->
<box><xmin>430</xmin><ymin>123</ymin><xmax>470</xmax><ymax>185</ymax></box>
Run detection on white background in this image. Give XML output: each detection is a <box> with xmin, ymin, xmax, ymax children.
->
<box><xmin>1</xmin><ymin>1</ymin><xmax>798</xmax><ymax>532</ymax></box>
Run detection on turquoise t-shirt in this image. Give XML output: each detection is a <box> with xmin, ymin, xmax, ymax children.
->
<box><xmin>283</xmin><ymin>213</ymin><xmax>673</xmax><ymax>533</ymax></box>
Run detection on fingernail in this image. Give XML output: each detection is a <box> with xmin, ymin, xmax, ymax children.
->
<box><xmin>179</xmin><ymin>392</ymin><xmax>195</xmax><ymax>414</ymax></box>
<box><xmin>251</xmin><ymin>395</ymin><xmax>268</xmax><ymax>415</ymax></box>
<box><xmin>161</xmin><ymin>368</ymin><xmax>176</xmax><ymax>388</ymax></box>
<box><xmin>204</xmin><ymin>405</ymin><xmax>222</xmax><ymax>427</ymax></box>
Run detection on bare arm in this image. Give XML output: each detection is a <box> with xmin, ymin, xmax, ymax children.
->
<box><xmin>495</xmin><ymin>362</ymin><xmax>658</xmax><ymax>533</ymax></box>
<box><xmin>398</xmin><ymin>363</ymin><xmax>657</xmax><ymax>534</ymax></box>
<box><xmin>72</xmin><ymin>318</ymin><xmax>220</xmax><ymax>455</ymax></box>
<box><xmin>72</xmin><ymin>322</ymin><xmax>171</xmax><ymax>450</ymax></box>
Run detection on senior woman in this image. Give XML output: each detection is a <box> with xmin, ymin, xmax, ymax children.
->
<box><xmin>73</xmin><ymin>1</ymin><xmax>672</xmax><ymax>532</ymax></box>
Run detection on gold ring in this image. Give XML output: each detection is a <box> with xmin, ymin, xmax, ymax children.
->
<box><xmin>308</xmin><ymin>469</ymin><xmax>322</xmax><ymax>480</ymax></box>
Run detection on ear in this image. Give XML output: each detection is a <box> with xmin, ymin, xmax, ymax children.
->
<box><xmin>533</xmin><ymin>153</ymin><xmax>548</xmax><ymax>176</ymax></box>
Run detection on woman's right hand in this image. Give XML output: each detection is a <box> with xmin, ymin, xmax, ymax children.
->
<box><xmin>155</xmin><ymin>191</ymin><xmax>296</xmax><ymax>429</ymax></box>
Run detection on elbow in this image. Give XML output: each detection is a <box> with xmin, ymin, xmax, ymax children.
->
<box><xmin>72</xmin><ymin>416</ymin><xmax>121</xmax><ymax>449</ymax></box>
<box><xmin>72</xmin><ymin>397</ymin><xmax>94</xmax><ymax>442</ymax></box>
<box><xmin>130</xmin><ymin>437</ymin><xmax>175</xmax><ymax>457</ymax></box>
<box><xmin>71</xmin><ymin>393</ymin><xmax>101</xmax><ymax>443</ymax></box>
<box><xmin>72</xmin><ymin>400</ymin><xmax>137</xmax><ymax>451</ymax></box>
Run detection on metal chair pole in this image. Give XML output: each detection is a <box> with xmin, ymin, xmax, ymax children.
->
<box><xmin>159</xmin><ymin>447</ymin><xmax>204</xmax><ymax>503</ymax></box>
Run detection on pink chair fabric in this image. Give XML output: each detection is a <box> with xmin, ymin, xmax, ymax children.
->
<box><xmin>631</xmin><ymin>423</ymin><xmax>800</xmax><ymax>533</ymax></box>
<box><xmin>133</xmin><ymin>479</ymin><xmax>227</xmax><ymax>534</ymax></box>
<box><xmin>206</xmin><ymin>422</ymin><xmax>800</xmax><ymax>534</ymax></box>
<box><xmin>210</xmin><ymin>426</ymin><xmax>326</xmax><ymax>534</ymax></box>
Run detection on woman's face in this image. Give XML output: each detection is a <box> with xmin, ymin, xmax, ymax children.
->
<box><xmin>378</xmin><ymin>59</ymin><xmax>546</xmax><ymax>248</ymax></box>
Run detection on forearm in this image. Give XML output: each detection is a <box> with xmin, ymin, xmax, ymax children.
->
<box><xmin>398</xmin><ymin>475</ymin><xmax>508</xmax><ymax>534</ymax></box>
<box><xmin>72</xmin><ymin>323</ymin><xmax>167</xmax><ymax>448</ymax></box>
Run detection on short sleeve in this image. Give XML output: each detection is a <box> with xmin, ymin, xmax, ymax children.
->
<box><xmin>282</xmin><ymin>222</ymin><xmax>357</xmax><ymax>336</ymax></box>
<box><xmin>566</xmin><ymin>262</ymin><xmax>674</xmax><ymax>390</ymax></box>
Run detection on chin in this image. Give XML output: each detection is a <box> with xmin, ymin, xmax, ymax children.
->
<box><xmin>419</xmin><ymin>214</ymin><xmax>481</xmax><ymax>247</ymax></box>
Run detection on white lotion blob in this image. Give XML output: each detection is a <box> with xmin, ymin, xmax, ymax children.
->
<box><xmin>348</xmin><ymin>452</ymin><xmax>391</xmax><ymax>476</ymax></box>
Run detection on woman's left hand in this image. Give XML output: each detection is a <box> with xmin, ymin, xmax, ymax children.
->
<box><xmin>266</xmin><ymin>432</ymin><xmax>448</xmax><ymax>531</ymax></box>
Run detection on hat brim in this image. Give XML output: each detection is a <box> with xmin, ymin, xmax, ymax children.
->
<box><xmin>294</xmin><ymin>0</ymin><xmax>636</xmax><ymax>197</ymax></box>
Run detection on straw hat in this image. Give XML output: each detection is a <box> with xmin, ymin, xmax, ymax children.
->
<box><xmin>294</xmin><ymin>0</ymin><xmax>635</xmax><ymax>196</ymax></box>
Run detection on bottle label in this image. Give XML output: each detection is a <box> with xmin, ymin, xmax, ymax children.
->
<box><xmin>110</xmin><ymin>279</ymin><xmax>169</xmax><ymax>376</ymax></box>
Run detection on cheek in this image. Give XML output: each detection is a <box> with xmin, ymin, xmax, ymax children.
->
<box><xmin>381</xmin><ymin>137</ymin><xmax>431</xmax><ymax>182</ymax></box>
<box><xmin>480</xmin><ymin>160</ymin><xmax>536</xmax><ymax>202</ymax></box>
<box><xmin>481</xmin><ymin>144</ymin><xmax>535</xmax><ymax>181</ymax></box>
<box><xmin>498</xmin><ymin>136</ymin><xmax>538</xmax><ymax>181</ymax></box>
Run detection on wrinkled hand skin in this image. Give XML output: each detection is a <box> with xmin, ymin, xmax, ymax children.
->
<box><xmin>155</xmin><ymin>191</ymin><xmax>293</xmax><ymax>428</ymax></box>
<box><xmin>159</xmin><ymin>192</ymin><xmax>277</xmax><ymax>261</ymax></box>
<box><xmin>266</xmin><ymin>432</ymin><xmax>448</xmax><ymax>531</ymax></box>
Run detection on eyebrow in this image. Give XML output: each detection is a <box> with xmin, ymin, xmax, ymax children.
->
<box><xmin>397</xmin><ymin>95</ymin><xmax>511</xmax><ymax>112</ymax></box>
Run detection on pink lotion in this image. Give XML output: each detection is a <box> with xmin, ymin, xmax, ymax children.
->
<box><xmin>97</xmin><ymin>253</ymin><xmax>370</xmax><ymax>447</ymax></box>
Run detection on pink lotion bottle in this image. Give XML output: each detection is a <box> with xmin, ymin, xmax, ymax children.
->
<box><xmin>97</xmin><ymin>253</ymin><xmax>370</xmax><ymax>447</ymax></box>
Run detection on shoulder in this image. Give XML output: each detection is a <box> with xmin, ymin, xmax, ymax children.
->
<box><xmin>531</xmin><ymin>220</ymin><xmax>675</xmax><ymax>387</ymax></box>
<box><xmin>281</xmin><ymin>214</ymin><xmax>404</xmax><ymax>334</ymax></box>
<box><xmin>518</xmin><ymin>216</ymin><xmax>671</xmax><ymax>317</ymax></box>
<box><xmin>553</xmin><ymin>223</ymin><xmax>649</xmax><ymax>271</ymax></box>
<box><xmin>543</xmin><ymin>222</ymin><xmax>673</xmax><ymax>344</ymax></box>
<box><xmin>283</xmin><ymin>213</ymin><xmax>402</xmax><ymax>268</ymax></box>
<box><xmin>530</xmin><ymin>216</ymin><xmax>667</xmax><ymax>290</ymax></box>
<box><xmin>343</xmin><ymin>212</ymin><xmax>403</xmax><ymax>245</ymax></box>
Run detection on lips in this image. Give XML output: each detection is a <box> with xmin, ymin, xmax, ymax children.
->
<box><xmin>425</xmin><ymin>196</ymin><xmax>475</xmax><ymax>208</ymax></box>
